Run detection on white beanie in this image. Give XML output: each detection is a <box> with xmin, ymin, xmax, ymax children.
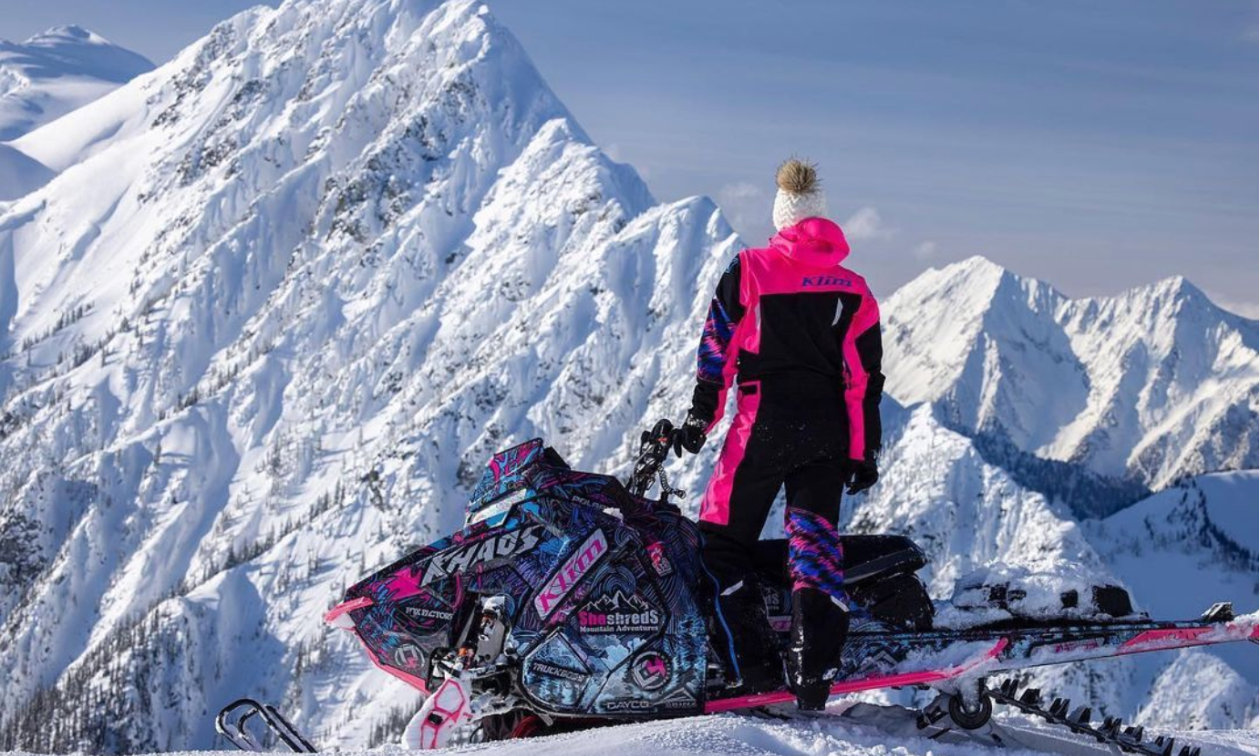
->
<box><xmin>772</xmin><ymin>158</ymin><xmax>828</xmax><ymax>231</ymax></box>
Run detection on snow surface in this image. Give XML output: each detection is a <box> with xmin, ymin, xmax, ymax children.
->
<box><xmin>1085</xmin><ymin>471</ymin><xmax>1259</xmax><ymax>727</ymax></box>
<box><xmin>0</xmin><ymin>0</ymin><xmax>1254</xmax><ymax>752</ymax></box>
<box><xmin>3</xmin><ymin>708</ymin><xmax>1258</xmax><ymax>756</ymax></box>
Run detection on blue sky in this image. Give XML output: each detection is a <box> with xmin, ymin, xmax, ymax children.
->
<box><xmin>5</xmin><ymin>1</ymin><xmax>1257</xmax><ymax>314</ymax></box>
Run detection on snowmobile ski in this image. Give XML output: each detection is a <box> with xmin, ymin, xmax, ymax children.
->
<box><xmin>215</xmin><ymin>699</ymin><xmax>316</xmax><ymax>753</ymax></box>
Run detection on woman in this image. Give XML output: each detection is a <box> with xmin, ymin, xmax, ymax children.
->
<box><xmin>672</xmin><ymin>159</ymin><xmax>884</xmax><ymax>711</ymax></box>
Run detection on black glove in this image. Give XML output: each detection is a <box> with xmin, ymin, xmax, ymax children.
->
<box><xmin>845</xmin><ymin>454</ymin><xmax>879</xmax><ymax>495</ymax></box>
<box><xmin>670</xmin><ymin>413</ymin><xmax>707</xmax><ymax>457</ymax></box>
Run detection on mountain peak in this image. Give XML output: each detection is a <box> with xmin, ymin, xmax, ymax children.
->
<box><xmin>0</xmin><ymin>23</ymin><xmax>154</xmax><ymax>141</ymax></box>
<box><xmin>884</xmin><ymin>253</ymin><xmax>1257</xmax><ymax>489</ymax></box>
<box><xmin>26</xmin><ymin>25</ymin><xmax>97</xmax><ymax>44</ymax></box>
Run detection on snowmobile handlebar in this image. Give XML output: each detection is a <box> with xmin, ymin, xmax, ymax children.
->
<box><xmin>627</xmin><ymin>418</ymin><xmax>683</xmax><ymax>502</ymax></box>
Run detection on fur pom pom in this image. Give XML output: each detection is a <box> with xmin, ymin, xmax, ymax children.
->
<box><xmin>776</xmin><ymin>158</ymin><xmax>819</xmax><ymax>195</ymax></box>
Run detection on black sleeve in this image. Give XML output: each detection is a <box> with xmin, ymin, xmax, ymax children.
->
<box><xmin>855</xmin><ymin>321</ymin><xmax>884</xmax><ymax>459</ymax></box>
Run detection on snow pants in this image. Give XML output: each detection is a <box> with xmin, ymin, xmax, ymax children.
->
<box><xmin>698</xmin><ymin>379</ymin><xmax>851</xmax><ymax>699</ymax></box>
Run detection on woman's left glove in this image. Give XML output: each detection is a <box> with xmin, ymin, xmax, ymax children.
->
<box><xmin>671</xmin><ymin>413</ymin><xmax>708</xmax><ymax>457</ymax></box>
<box><xmin>845</xmin><ymin>454</ymin><xmax>880</xmax><ymax>495</ymax></box>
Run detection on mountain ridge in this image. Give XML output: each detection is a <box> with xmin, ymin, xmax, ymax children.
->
<box><xmin>883</xmin><ymin>255</ymin><xmax>1257</xmax><ymax>499</ymax></box>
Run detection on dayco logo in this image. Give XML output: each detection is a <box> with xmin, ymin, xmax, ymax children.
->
<box><xmin>534</xmin><ymin>530</ymin><xmax>609</xmax><ymax>618</ymax></box>
<box><xmin>578</xmin><ymin>590</ymin><xmax>662</xmax><ymax>634</ymax></box>
<box><xmin>529</xmin><ymin>661</ymin><xmax>587</xmax><ymax>683</ymax></box>
<box><xmin>421</xmin><ymin>526</ymin><xmax>542</xmax><ymax>585</ymax></box>
<box><xmin>603</xmin><ymin>698</ymin><xmax>653</xmax><ymax>712</ymax></box>
<box><xmin>402</xmin><ymin>605</ymin><xmax>455</xmax><ymax>622</ymax></box>
<box><xmin>800</xmin><ymin>275</ymin><xmax>852</xmax><ymax>287</ymax></box>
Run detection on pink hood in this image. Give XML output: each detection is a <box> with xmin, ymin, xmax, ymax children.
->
<box><xmin>770</xmin><ymin>217</ymin><xmax>850</xmax><ymax>268</ymax></box>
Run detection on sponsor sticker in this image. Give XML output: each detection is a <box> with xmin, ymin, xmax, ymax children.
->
<box><xmin>629</xmin><ymin>651</ymin><xmax>670</xmax><ymax>691</ymax></box>
<box><xmin>529</xmin><ymin>661</ymin><xmax>587</xmax><ymax>683</ymax></box>
<box><xmin>534</xmin><ymin>530</ymin><xmax>609</xmax><ymax>618</ymax></box>
<box><xmin>421</xmin><ymin>525</ymin><xmax>543</xmax><ymax>585</ymax></box>
<box><xmin>392</xmin><ymin>643</ymin><xmax>425</xmax><ymax>671</ymax></box>
<box><xmin>401</xmin><ymin>605</ymin><xmax>455</xmax><ymax>623</ymax></box>
<box><xmin>578</xmin><ymin>590</ymin><xmax>663</xmax><ymax>634</ymax></box>
<box><xmin>603</xmin><ymin>698</ymin><xmax>654</xmax><ymax>712</ymax></box>
<box><xmin>646</xmin><ymin>542</ymin><xmax>673</xmax><ymax>577</ymax></box>
<box><xmin>659</xmin><ymin>689</ymin><xmax>698</xmax><ymax>710</ymax></box>
<box><xmin>470</xmin><ymin>487</ymin><xmax>532</xmax><ymax>524</ymax></box>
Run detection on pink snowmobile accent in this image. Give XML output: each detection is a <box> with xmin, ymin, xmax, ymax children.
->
<box><xmin>402</xmin><ymin>677</ymin><xmax>471</xmax><ymax>750</ymax></box>
<box><xmin>323</xmin><ymin>596</ymin><xmax>373</xmax><ymax>626</ymax></box>
<box><xmin>705</xmin><ymin>639</ymin><xmax>1010</xmax><ymax>713</ymax></box>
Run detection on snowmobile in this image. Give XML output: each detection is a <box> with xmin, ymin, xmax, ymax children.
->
<box><xmin>216</xmin><ymin>421</ymin><xmax>1258</xmax><ymax>755</ymax></box>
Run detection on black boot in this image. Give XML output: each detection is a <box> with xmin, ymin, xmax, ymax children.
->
<box><xmin>713</xmin><ymin>577</ymin><xmax>783</xmax><ymax>693</ymax></box>
<box><xmin>787</xmin><ymin>587</ymin><xmax>850</xmax><ymax>711</ymax></box>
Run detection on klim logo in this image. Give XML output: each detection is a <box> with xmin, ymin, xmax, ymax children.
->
<box><xmin>534</xmin><ymin>530</ymin><xmax>609</xmax><ymax>618</ymax></box>
<box><xmin>800</xmin><ymin>275</ymin><xmax>852</xmax><ymax>287</ymax></box>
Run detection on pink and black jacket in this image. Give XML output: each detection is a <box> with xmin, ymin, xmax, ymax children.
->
<box><xmin>689</xmin><ymin>217</ymin><xmax>885</xmax><ymax>463</ymax></box>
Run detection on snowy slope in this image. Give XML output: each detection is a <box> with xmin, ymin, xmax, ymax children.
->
<box><xmin>0</xmin><ymin>26</ymin><xmax>152</xmax><ymax>200</ymax></box>
<box><xmin>0</xmin><ymin>25</ymin><xmax>153</xmax><ymax>141</ymax></box>
<box><xmin>0</xmin><ymin>143</ymin><xmax>53</xmax><ymax>201</ymax></box>
<box><xmin>0</xmin><ymin>1</ymin><xmax>1253</xmax><ymax>753</ymax></box>
<box><xmin>1085</xmin><ymin>471</ymin><xmax>1259</xmax><ymax>728</ymax></box>
<box><xmin>883</xmin><ymin>257</ymin><xmax>1258</xmax><ymax>496</ymax></box>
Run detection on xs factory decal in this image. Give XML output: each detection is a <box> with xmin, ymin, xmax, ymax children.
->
<box><xmin>629</xmin><ymin>650</ymin><xmax>670</xmax><ymax>691</ymax></box>
<box><xmin>578</xmin><ymin>590</ymin><xmax>663</xmax><ymax>634</ymax></box>
<box><xmin>400</xmin><ymin>604</ymin><xmax>455</xmax><ymax>623</ymax></box>
<box><xmin>421</xmin><ymin>525</ymin><xmax>543</xmax><ymax>585</ymax></box>
<box><xmin>534</xmin><ymin>529</ymin><xmax>609</xmax><ymax>618</ymax></box>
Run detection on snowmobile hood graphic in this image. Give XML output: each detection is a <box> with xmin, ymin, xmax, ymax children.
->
<box><xmin>220</xmin><ymin>424</ymin><xmax>1258</xmax><ymax>754</ymax></box>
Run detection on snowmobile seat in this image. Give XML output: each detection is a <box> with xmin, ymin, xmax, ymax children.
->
<box><xmin>751</xmin><ymin>534</ymin><xmax>934</xmax><ymax>631</ymax></box>
<box><xmin>751</xmin><ymin>534</ymin><xmax>927</xmax><ymax>586</ymax></box>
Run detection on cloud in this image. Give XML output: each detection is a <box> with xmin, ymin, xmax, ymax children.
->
<box><xmin>720</xmin><ymin>181</ymin><xmax>762</xmax><ymax>201</ymax></box>
<box><xmin>1210</xmin><ymin>292</ymin><xmax>1259</xmax><ymax>320</ymax></box>
<box><xmin>718</xmin><ymin>181</ymin><xmax>769</xmax><ymax>240</ymax></box>
<box><xmin>843</xmin><ymin>206</ymin><xmax>894</xmax><ymax>241</ymax></box>
<box><xmin>913</xmin><ymin>240</ymin><xmax>939</xmax><ymax>260</ymax></box>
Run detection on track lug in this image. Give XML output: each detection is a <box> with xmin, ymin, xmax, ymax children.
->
<box><xmin>1068</xmin><ymin>706</ymin><xmax>1091</xmax><ymax>726</ymax></box>
<box><xmin>1019</xmin><ymin>688</ymin><xmax>1041</xmax><ymax>706</ymax></box>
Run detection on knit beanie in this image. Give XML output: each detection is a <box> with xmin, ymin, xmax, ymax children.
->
<box><xmin>772</xmin><ymin>158</ymin><xmax>828</xmax><ymax>231</ymax></box>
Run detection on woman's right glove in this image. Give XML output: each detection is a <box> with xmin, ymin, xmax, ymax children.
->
<box><xmin>845</xmin><ymin>453</ymin><xmax>880</xmax><ymax>495</ymax></box>
<box><xmin>670</xmin><ymin>413</ymin><xmax>708</xmax><ymax>457</ymax></box>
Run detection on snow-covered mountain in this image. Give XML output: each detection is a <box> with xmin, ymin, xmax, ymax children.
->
<box><xmin>0</xmin><ymin>1</ymin><xmax>1253</xmax><ymax>753</ymax></box>
<box><xmin>883</xmin><ymin>257</ymin><xmax>1257</xmax><ymax>506</ymax></box>
<box><xmin>1087</xmin><ymin>470</ymin><xmax>1259</xmax><ymax>728</ymax></box>
<box><xmin>0</xmin><ymin>26</ymin><xmax>153</xmax><ymax>200</ymax></box>
<box><xmin>0</xmin><ymin>25</ymin><xmax>153</xmax><ymax>141</ymax></box>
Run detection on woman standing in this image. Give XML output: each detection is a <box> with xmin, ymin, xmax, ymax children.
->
<box><xmin>672</xmin><ymin>159</ymin><xmax>884</xmax><ymax>711</ymax></box>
